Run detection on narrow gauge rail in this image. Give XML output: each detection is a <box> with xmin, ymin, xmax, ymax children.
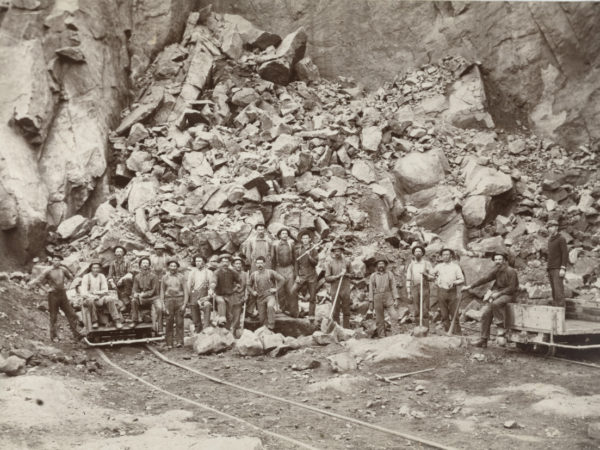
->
<box><xmin>97</xmin><ymin>346</ymin><xmax>457</xmax><ymax>450</ymax></box>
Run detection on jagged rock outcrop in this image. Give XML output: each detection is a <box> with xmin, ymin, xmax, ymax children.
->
<box><xmin>206</xmin><ymin>0</ymin><xmax>600</xmax><ymax>149</ymax></box>
<box><xmin>0</xmin><ymin>0</ymin><xmax>195</xmax><ymax>268</ymax></box>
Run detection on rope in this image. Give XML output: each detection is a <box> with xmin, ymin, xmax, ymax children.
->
<box><xmin>96</xmin><ymin>349</ymin><xmax>319</xmax><ymax>450</ymax></box>
<box><xmin>145</xmin><ymin>345</ymin><xmax>457</xmax><ymax>450</ymax></box>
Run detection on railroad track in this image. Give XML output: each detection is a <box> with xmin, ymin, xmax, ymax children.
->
<box><xmin>97</xmin><ymin>345</ymin><xmax>458</xmax><ymax>450</ymax></box>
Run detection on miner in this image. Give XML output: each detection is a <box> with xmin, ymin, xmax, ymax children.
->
<box><xmin>249</xmin><ymin>256</ymin><xmax>285</xmax><ymax>330</ymax></box>
<box><xmin>160</xmin><ymin>259</ymin><xmax>188</xmax><ymax>349</ymax></box>
<box><xmin>291</xmin><ymin>229</ymin><xmax>319</xmax><ymax>319</ymax></box>
<box><xmin>186</xmin><ymin>255</ymin><xmax>215</xmax><ymax>332</ymax></box>
<box><xmin>210</xmin><ymin>254</ymin><xmax>240</xmax><ymax>327</ymax></box>
<box><xmin>405</xmin><ymin>243</ymin><xmax>434</xmax><ymax>328</ymax></box>
<box><xmin>28</xmin><ymin>254</ymin><xmax>82</xmax><ymax>342</ymax></box>
<box><xmin>324</xmin><ymin>244</ymin><xmax>353</xmax><ymax>328</ymax></box>
<box><xmin>230</xmin><ymin>255</ymin><xmax>249</xmax><ymax>335</ymax></box>
<box><xmin>131</xmin><ymin>256</ymin><xmax>163</xmax><ymax>333</ymax></box>
<box><xmin>463</xmin><ymin>250</ymin><xmax>519</xmax><ymax>348</ymax></box>
<box><xmin>107</xmin><ymin>245</ymin><xmax>133</xmax><ymax>313</ymax></box>
<box><xmin>547</xmin><ymin>219</ymin><xmax>568</xmax><ymax>307</ymax></box>
<box><xmin>431</xmin><ymin>248</ymin><xmax>465</xmax><ymax>334</ymax></box>
<box><xmin>272</xmin><ymin>227</ymin><xmax>296</xmax><ymax>316</ymax></box>
<box><xmin>80</xmin><ymin>260</ymin><xmax>123</xmax><ymax>329</ymax></box>
<box><xmin>369</xmin><ymin>256</ymin><xmax>400</xmax><ymax>337</ymax></box>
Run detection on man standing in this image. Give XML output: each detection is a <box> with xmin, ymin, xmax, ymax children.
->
<box><xmin>405</xmin><ymin>243</ymin><xmax>434</xmax><ymax>328</ymax></box>
<box><xmin>151</xmin><ymin>243</ymin><xmax>169</xmax><ymax>279</ymax></box>
<box><xmin>210</xmin><ymin>254</ymin><xmax>240</xmax><ymax>327</ymax></box>
<box><xmin>80</xmin><ymin>260</ymin><xmax>123</xmax><ymax>329</ymax></box>
<box><xmin>245</xmin><ymin>223</ymin><xmax>272</xmax><ymax>273</ymax></box>
<box><xmin>187</xmin><ymin>255</ymin><xmax>215</xmax><ymax>332</ymax></box>
<box><xmin>249</xmin><ymin>256</ymin><xmax>285</xmax><ymax>330</ymax></box>
<box><xmin>432</xmin><ymin>248</ymin><xmax>465</xmax><ymax>334</ymax></box>
<box><xmin>28</xmin><ymin>255</ymin><xmax>82</xmax><ymax>342</ymax></box>
<box><xmin>230</xmin><ymin>255</ymin><xmax>249</xmax><ymax>335</ymax></box>
<box><xmin>108</xmin><ymin>245</ymin><xmax>133</xmax><ymax>313</ymax></box>
<box><xmin>131</xmin><ymin>257</ymin><xmax>163</xmax><ymax>333</ymax></box>
<box><xmin>547</xmin><ymin>219</ymin><xmax>568</xmax><ymax>307</ymax></box>
<box><xmin>160</xmin><ymin>260</ymin><xmax>188</xmax><ymax>349</ymax></box>
<box><xmin>291</xmin><ymin>229</ymin><xmax>319</xmax><ymax>318</ymax></box>
<box><xmin>463</xmin><ymin>250</ymin><xmax>519</xmax><ymax>348</ymax></box>
<box><xmin>272</xmin><ymin>227</ymin><xmax>296</xmax><ymax>316</ymax></box>
<box><xmin>324</xmin><ymin>245</ymin><xmax>353</xmax><ymax>328</ymax></box>
<box><xmin>369</xmin><ymin>257</ymin><xmax>400</xmax><ymax>337</ymax></box>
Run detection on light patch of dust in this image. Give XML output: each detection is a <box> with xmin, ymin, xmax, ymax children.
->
<box><xmin>496</xmin><ymin>383</ymin><xmax>571</xmax><ymax>398</ymax></box>
<box><xmin>306</xmin><ymin>375</ymin><xmax>369</xmax><ymax>394</ymax></box>
<box><xmin>451</xmin><ymin>418</ymin><xmax>477</xmax><ymax>433</ymax></box>
<box><xmin>344</xmin><ymin>334</ymin><xmax>461</xmax><ymax>363</ymax></box>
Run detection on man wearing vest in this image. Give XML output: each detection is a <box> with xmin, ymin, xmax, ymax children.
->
<box><xmin>369</xmin><ymin>256</ymin><xmax>400</xmax><ymax>337</ymax></box>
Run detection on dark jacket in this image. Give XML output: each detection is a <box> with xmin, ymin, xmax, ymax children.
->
<box><xmin>470</xmin><ymin>264</ymin><xmax>519</xmax><ymax>299</ymax></box>
<box><xmin>547</xmin><ymin>234</ymin><xmax>568</xmax><ymax>270</ymax></box>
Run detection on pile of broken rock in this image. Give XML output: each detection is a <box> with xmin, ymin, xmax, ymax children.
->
<box><xmin>18</xmin><ymin>6</ymin><xmax>600</xmax><ymax>316</ymax></box>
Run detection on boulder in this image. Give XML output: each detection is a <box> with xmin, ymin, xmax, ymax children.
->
<box><xmin>461</xmin><ymin>195</ymin><xmax>490</xmax><ymax>227</ymax></box>
<box><xmin>193</xmin><ymin>327</ymin><xmax>235</xmax><ymax>354</ymax></box>
<box><xmin>463</xmin><ymin>158</ymin><xmax>513</xmax><ymax>196</ymax></box>
<box><xmin>231</xmin><ymin>87</ymin><xmax>260</xmax><ymax>106</ymax></box>
<box><xmin>126</xmin><ymin>151</ymin><xmax>154</xmax><ymax>174</ymax></box>
<box><xmin>220</xmin><ymin>14</ymin><xmax>282</xmax><ymax>50</ymax></box>
<box><xmin>361</xmin><ymin>126</ymin><xmax>382</xmax><ymax>152</ymax></box>
<box><xmin>258</xmin><ymin>27</ymin><xmax>307</xmax><ymax>85</ymax></box>
<box><xmin>312</xmin><ymin>331</ymin><xmax>336</xmax><ymax>345</ymax></box>
<box><xmin>235</xmin><ymin>329</ymin><xmax>264</xmax><ymax>356</ymax></box>
<box><xmin>444</xmin><ymin>65</ymin><xmax>494</xmax><ymax>128</ymax></box>
<box><xmin>115</xmin><ymin>86</ymin><xmax>164</xmax><ymax>136</ymax></box>
<box><xmin>94</xmin><ymin>202</ymin><xmax>115</xmax><ymax>227</ymax></box>
<box><xmin>0</xmin><ymin>355</ymin><xmax>26</xmax><ymax>376</ymax></box>
<box><xmin>56</xmin><ymin>215</ymin><xmax>89</xmax><ymax>240</ymax></box>
<box><xmin>271</xmin><ymin>134</ymin><xmax>302</xmax><ymax>155</ymax></box>
<box><xmin>127</xmin><ymin>177</ymin><xmax>159</xmax><ymax>213</ymax></box>
<box><xmin>578</xmin><ymin>191</ymin><xmax>597</xmax><ymax>215</ymax></box>
<box><xmin>255</xmin><ymin>326</ymin><xmax>285</xmax><ymax>350</ymax></box>
<box><xmin>408</xmin><ymin>185</ymin><xmax>458</xmax><ymax>231</ymax></box>
<box><xmin>127</xmin><ymin>123</ymin><xmax>150</xmax><ymax>146</ymax></box>
<box><xmin>393</xmin><ymin>150</ymin><xmax>447</xmax><ymax>193</ymax></box>
<box><xmin>469</xmin><ymin>235</ymin><xmax>505</xmax><ymax>255</ymax></box>
<box><xmin>295</xmin><ymin>56</ymin><xmax>320</xmax><ymax>82</ymax></box>
<box><xmin>222</xmin><ymin>30</ymin><xmax>244</xmax><ymax>60</ymax></box>
<box><xmin>351</xmin><ymin>160</ymin><xmax>376</xmax><ymax>184</ymax></box>
<box><xmin>508</xmin><ymin>138</ymin><xmax>527</xmax><ymax>155</ymax></box>
<box><xmin>325</xmin><ymin>176</ymin><xmax>348</xmax><ymax>196</ymax></box>
<box><xmin>0</xmin><ymin>182</ymin><xmax>18</xmax><ymax>230</ymax></box>
<box><xmin>182</xmin><ymin>152</ymin><xmax>214</xmax><ymax>178</ymax></box>
<box><xmin>9</xmin><ymin>348</ymin><xmax>34</xmax><ymax>362</ymax></box>
<box><xmin>327</xmin><ymin>352</ymin><xmax>358</xmax><ymax>372</ymax></box>
<box><xmin>588</xmin><ymin>422</ymin><xmax>600</xmax><ymax>440</ymax></box>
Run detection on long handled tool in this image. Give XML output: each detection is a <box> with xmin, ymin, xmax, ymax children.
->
<box><xmin>447</xmin><ymin>287</ymin><xmax>464</xmax><ymax>336</ymax></box>
<box><xmin>413</xmin><ymin>275</ymin><xmax>429</xmax><ymax>337</ymax></box>
<box><xmin>321</xmin><ymin>272</ymin><xmax>345</xmax><ymax>333</ymax></box>
<box><xmin>295</xmin><ymin>240</ymin><xmax>322</xmax><ymax>261</ymax></box>
<box><xmin>240</xmin><ymin>300</ymin><xmax>247</xmax><ymax>331</ymax></box>
<box><xmin>210</xmin><ymin>293</ymin><xmax>218</xmax><ymax>327</ymax></box>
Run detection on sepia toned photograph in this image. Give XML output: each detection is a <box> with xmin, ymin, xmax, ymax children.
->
<box><xmin>1</xmin><ymin>0</ymin><xmax>599</xmax><ymax>448</ymax></box>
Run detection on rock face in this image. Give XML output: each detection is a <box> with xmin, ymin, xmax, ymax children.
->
<box><xmin>0</xmin><ymin>0</ymin><xmax>194</xmax><ymax>269</ymax></box>
<box><xmin>207</xmin><ymin>0</ymin><xmax>600</xmax><ymax>149</ymax></box>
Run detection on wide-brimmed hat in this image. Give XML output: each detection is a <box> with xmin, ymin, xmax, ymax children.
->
<box><xmin>491</xmin><ymin>249</ymin><xmax>508</xmax><ymax>260</ymax></box>
<box><xmin>89</xmin><ymin>259</ymin><xmax>102</xmax><ymax>267</ymax></box>
<box><xmin>411</xmin><ymin>243</ymin><xmax>426</xmax><ymax>255</ymax></box>
<box><xmin>49</xmin><ymin>253</ymin><xmax>64</xmax><ymax>261</ymax></box>
<box><xmin>374</xmin><ymin>255</ymin><xmax>389</xmax><ymax>265</ymax></box>
<box><xmin>276</xmin><ymin>227</ymin><xmax>290</xmax><ymax>238</ymax></box>
<box><xmin>113</xmin><ymin>245</ymin><xmax>127</xmax><ymax>254</ymax></box>
<box><xmin>547</xmin><ymin>219</ymin><xmax>559</xmax><ymax>227</ymax></box>
<box><xmin>331</xmin><ymin>243</ymin><xmax>344</xmax><ymax>251</ymax></box>
<box><xmin>232</xmin><ymin>255</ymin><xmax>244</xmax><ymax>263</ymax></box>
<box><xmin>166</xmin><ymin>259</ymin><xmax>180</xmax><ymax>268</ymax></box>
<box><xmin>297</xmin><ymin>229</ymin><xmax>313</xmax><ymax>240</ymax></box>
<box><xmin>254</xmin><ymin>222</ymin><xmax>266</xmax><ymax>230</ymax></box>
<box><xmin>154</xmin><ymin>242</ymin><xmax>167</xmax><ymax>250</ymax></box>
<box><xmin>255</xmin><ymin>255</ymin><xmax>266</xmax><ymax>263</ymax></box>
<box><xmin>440</xmin><ymin>247</ymin><xmax>455</xmax><ymax>257</ymax></box>
<box><xmin>219</xmin><ymin>253</ymin><xmax>231</xmax><ymax>262</ymax></box>
<box><xmin>138</xmin><ymin>256</ymin><xmax>151</xmax><ymax>267</ymax></box>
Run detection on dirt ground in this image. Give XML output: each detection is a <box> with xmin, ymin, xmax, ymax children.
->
<box><xmin>2</xmin><ymin>281</ymin><xmax>600</xmax><ymax>449</ymax></box>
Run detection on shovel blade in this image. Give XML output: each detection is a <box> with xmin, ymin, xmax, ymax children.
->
<box><xmin>413</xmin><ymin>326</ymin><xmax>429</xmax><ymax>337</ymax></box>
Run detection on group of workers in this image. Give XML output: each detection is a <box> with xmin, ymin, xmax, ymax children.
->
<box><xmin>29</xmin><ymin>218</ymin><xmax>569</xmax><ymax>350</ymax></box>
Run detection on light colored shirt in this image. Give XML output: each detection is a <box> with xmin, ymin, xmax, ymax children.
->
<box><xmin>187</xmin><ymin>268</ymin><xmax>216</xmax><ymax>293</ymax></box>
<box><xmin>432</xmin><ymin>262</ymin><xmax>465</xmax><ymax>289</ymax></box>
<box><xmin>81</xmin><ymin>273</ymin><xmax>109</xmax><ymax>296</ymax></box>
<box><xmin>406</xmin><ymin>259</ymin><xmax>433</xmax><ymax>286</ymax></box>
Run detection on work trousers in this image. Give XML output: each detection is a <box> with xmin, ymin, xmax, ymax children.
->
<box><xmin>330</xmin><ymin>279</ymin><xmax>352</xmax><ymax>328</ymax></box>
<box><xmin>257</xmin><ymin>295</ymin><xmax>277</xmax><ymax>329</ymax></box>
<box><xmin>190</xmin><ymin>290</ymin><xmax>212</xmax><ymax>332</ymax></box>
<box><xmin>410</xmin><ymin>282</ymin><xmax>430</xmax><ymax>327</ymax></box>
<box><xmin>438</xmin><ymin>287</ymin><xmax>462</xmax><ymax>334</ymax></box>
<box><xmin>291</xmin><ymin>275</ymin><xmax>318</xmax><ymax>316</ymax></box>
<box><xmin>116</xmin><ymin>280</ymin><xmax>133</xmax><ymax>311</ymax></box>
<box><xmin>131</xmin><ymin>295</ymin><xmax>163</xmax><ymax>333</ymax></box>
<box><xmin>548</xmin><ymin>269</ymin><xmax>565</xmax><ymax>307</ymax></box>
<box><xmin>48</xmin><ymin>289</ymin><xmax>80</xmax><ymax>340</ymax></box>
<box><xmin>276</xmin><ymin>265</ymin><xmax>295</xmax><ymax>314</ymax></box>
<box><xmin>164</xmin><ymin>295</ymin><xmax>184</xmax><ymax>347</ymax></box>
<box><xmin>83</xmin><ymin>295</ymin><xmax>122</xmax><ymax>326</ymax></box>
<box><xmin>213</xmin><ymin>295</ymin><xmax>228</xmax><ymax>322</ymax></box>
<box><xmin>480</xmin><ymin>294</ymin><xmax>512</xmax><ymax>339</ymax></box>
<box><xmin>374</xmin><ymin>292</ymin><xmax>399</xmax><ymax>337</ymax></box>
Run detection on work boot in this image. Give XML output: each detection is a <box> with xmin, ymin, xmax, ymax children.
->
<box><xmin>473</xmin><ymin>338</ymin><xmax>488</xmax><ymax>348</ymax></box>
<box><xmin>115</xmin><ymin>321</ymin><xmax>123</xmax><ymax>329</ymax></box>
<box><xmin>92</xmin><ymin>322</ymin><xmax>99</xmax><ymax>329</ymax></box>
<box><xmin>130</xmin><ymin>321</ymin><xmax>138</xmax><ymax>328</ymax></box>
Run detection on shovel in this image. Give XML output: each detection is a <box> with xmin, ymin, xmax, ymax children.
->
<box><xmin>210</xmin><ymin>293</ymin><xmax>219</xmax><ymax>327</ymax></box>
<box><xmin>413</xmin><ymin>276</ymin><xmax>429</xmax><ymax>337</ymax></box>
<box><xmin>240</xmin><ymin>300</ymin><xmax>247</xmax><ymax>332</ymax></box>
<box><xmin>321</xmin><ymin>272</ymin><xmax>345</xmax><ymax>333</ymax></box>
<box><xmin>447</xmin><ymin>287</ymin><xmax>463</xmax><ymax>336</ymax></box>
